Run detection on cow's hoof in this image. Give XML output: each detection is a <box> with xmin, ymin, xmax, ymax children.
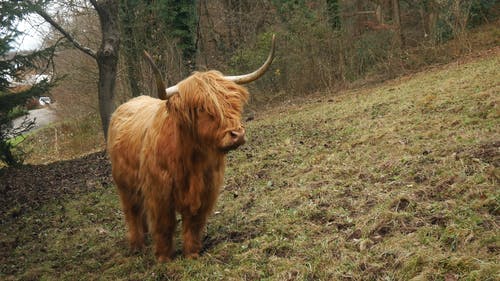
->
<box><xmin>129</xmin><ymin>242</ymin><xmax>145</xmax><ymax>253</ymax></box>
<box><xmin>157</xmin><ymin>255</ymin><xmax>172</xmax><ymax>263</ymax></box>
<box><xmin>185</xmin><ymin>253</ymin><xmax>200</xmax><ymax>259</ymax></box>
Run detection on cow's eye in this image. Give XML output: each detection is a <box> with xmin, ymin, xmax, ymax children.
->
<box><xmin>198</xmin><ymin>107</ymin><xmax>205</xmax><ymax>113</ymax></box>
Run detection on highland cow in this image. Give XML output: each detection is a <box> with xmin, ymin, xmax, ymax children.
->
<box><xmin>107</xmin><ymin>36</ymin><xmax>275</xmax><ymax>261</ymax></box>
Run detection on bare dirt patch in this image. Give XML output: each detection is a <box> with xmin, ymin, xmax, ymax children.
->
<box><xmin>0</xmin><ymin>151</ymin><xmax>112</xmax><ymax>223</ymax></box>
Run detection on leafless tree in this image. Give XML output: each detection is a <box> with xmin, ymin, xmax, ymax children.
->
<box><xmin>32</xmin><ymin>0</ymin><xmax>120</xmax><ymax>139</ymax></box>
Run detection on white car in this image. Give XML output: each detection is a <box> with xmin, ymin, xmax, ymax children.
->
<box><xmin>39</xmin><ymin>96</ymin><xmax>52</xmax><ymax>106</ymax></box>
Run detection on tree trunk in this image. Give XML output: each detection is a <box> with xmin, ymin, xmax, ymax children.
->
<box><xmin>392</xmin><ymin>0</ymin><xmax>403</xmax><ymax>46</ymax></box>
<box><xmin>376</xmin><ymin>4</ymin><xmax>383</xmax><ymax>24</ymax></box>
<box><xmin>121</xmin><ymin>0</ymin><xmax>142</xmax><ymax>97</ymax></box>
<box><xmin>93</xmin><ymin>0</ymin><xmax>120</xmax><ymax>140</ymax></box>
<box><xmin>34</xmin><ymin>0</ymin><xmax>120</xmax><ymax>140</ymax></box>
<box><xmin>355</xmin><ymin>0</ymin><xmax>363</xmax><ymax>36</ymax></box>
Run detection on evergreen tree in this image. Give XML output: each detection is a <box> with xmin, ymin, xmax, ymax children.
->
<box><xmin>0</xmin><ymin>1</ymin><xmax>53</xmax><ymax>166</ymax></box>
<box><xmin>119</xmin><ymin>0</ymin><xmax>197</xmax><ymax>97</ymax></box>
<box><xmin>167</xmin><ymin>0</ymin><xmax>197</xmax><ymax>70</ymax></box>
<box><xmin>326</xmin><ymin>0</ymin><xmax>341</xmax><ymax>30</ymax></box>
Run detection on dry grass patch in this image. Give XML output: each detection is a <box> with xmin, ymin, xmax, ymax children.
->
<box><xmin>21</xmin><ymin>114</ymin><xmax>105</xmax><ymax>164</ymax></box>
<box><xmin>1</xmin><ymin>50</ymin><xmax>498</xmax><ymax>280</ymax></box>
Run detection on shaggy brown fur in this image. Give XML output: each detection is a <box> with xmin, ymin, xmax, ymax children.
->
<box><xmin>107</xmin><ymin>71</ymin><xmax>248</xmax><ymax>261</ymax></box>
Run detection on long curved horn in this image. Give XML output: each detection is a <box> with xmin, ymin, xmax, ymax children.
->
<box><xmin>166</xmin><ymin>84</ymin><xmax>179</xmax><ymax>96</ymax></box>
<box><xmin>143</xmin><ymin>51</ymin><xmax>172</xmax><ymax>100</ymax></box>
<box><xmin>164</xmin><ymin>34</ymin><xmax>276</xmax><ymax>96</ymax></box>
<box><xmin>224</xmin><ymin>34</ymin><xmax>276</xmax><ymax>84</ymax></box>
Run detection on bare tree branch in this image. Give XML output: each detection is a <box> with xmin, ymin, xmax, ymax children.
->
<box><xmin>34</xmin><ymin>5</ymin><xmax>97</xmax><ymax>59</ymax></box>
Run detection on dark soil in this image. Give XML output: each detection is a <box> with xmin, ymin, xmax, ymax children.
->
<box><xmin>0</xmin><ymin>151</ymin><xmax>112</xmax><ymax>224</ymax></box>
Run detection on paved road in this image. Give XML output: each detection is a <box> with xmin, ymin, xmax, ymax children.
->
<box><xmin>12</xmin><ymin>105</ymin><xmax>58</xmax><ymax>133</ymax></box>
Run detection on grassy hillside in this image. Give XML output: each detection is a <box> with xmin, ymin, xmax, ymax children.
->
<box><xmin>1</xmin><ymin>50</ymin><xmax>498</xmax><ymax>280</ymax></box>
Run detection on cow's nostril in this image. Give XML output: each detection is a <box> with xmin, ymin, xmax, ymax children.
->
<box><xmin>226</xmin><ymin>128</ymin><xmax>246</xmax><ymax>149</ymax></box>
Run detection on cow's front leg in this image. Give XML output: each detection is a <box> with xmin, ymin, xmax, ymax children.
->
<box><xmin>181</xmin><ymin>212</ymin><xmax>208</xmax><ymax>259</ymax></box>
<box><xmin>147</xmin><ymin>200</ymin><xmax>176</xmax><ymax>262</ymax></box>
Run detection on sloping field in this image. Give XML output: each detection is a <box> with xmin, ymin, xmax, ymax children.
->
<box><xmin>1</xmin><ymin>50</ymin><xmax>498</xmax><ymax>280</ymax></box>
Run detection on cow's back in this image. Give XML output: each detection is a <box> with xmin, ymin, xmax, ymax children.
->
<box><xmin>107</xmin><ymin>96</ymin><xmax>165</xmax><ymax>191</ymax></box>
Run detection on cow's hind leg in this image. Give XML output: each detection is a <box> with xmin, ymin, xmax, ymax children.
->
<box><xmin>118</xmin><ymin>189</ymin><xmax>147</xmax><ymax>251</ymax></box>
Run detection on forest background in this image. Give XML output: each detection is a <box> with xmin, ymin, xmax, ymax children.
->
<box><xmin>1</xmin><ymin>0</ymin><xmax>499</xmax><ymax>163</ymax></box>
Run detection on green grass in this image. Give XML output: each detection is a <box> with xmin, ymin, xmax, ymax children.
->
<box><xmin>6</xmin><ymin>134</ymin><xmax>26</xmax><ymax>147</ymax></box>
<box><xmin>1</xmin><ymin>52</ymin><xmax>499</xmax><ymax>280</ymax></box>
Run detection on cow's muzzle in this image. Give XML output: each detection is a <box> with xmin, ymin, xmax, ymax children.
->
<box><xmin>229</xmin><ymin>127</ymin><xmax>246</xmax><ymax>147</ymax></box>
<box><xmin>222</xmin><ymin>127</ymin><xmax>245</xmax><ymax>152</ymax></box>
